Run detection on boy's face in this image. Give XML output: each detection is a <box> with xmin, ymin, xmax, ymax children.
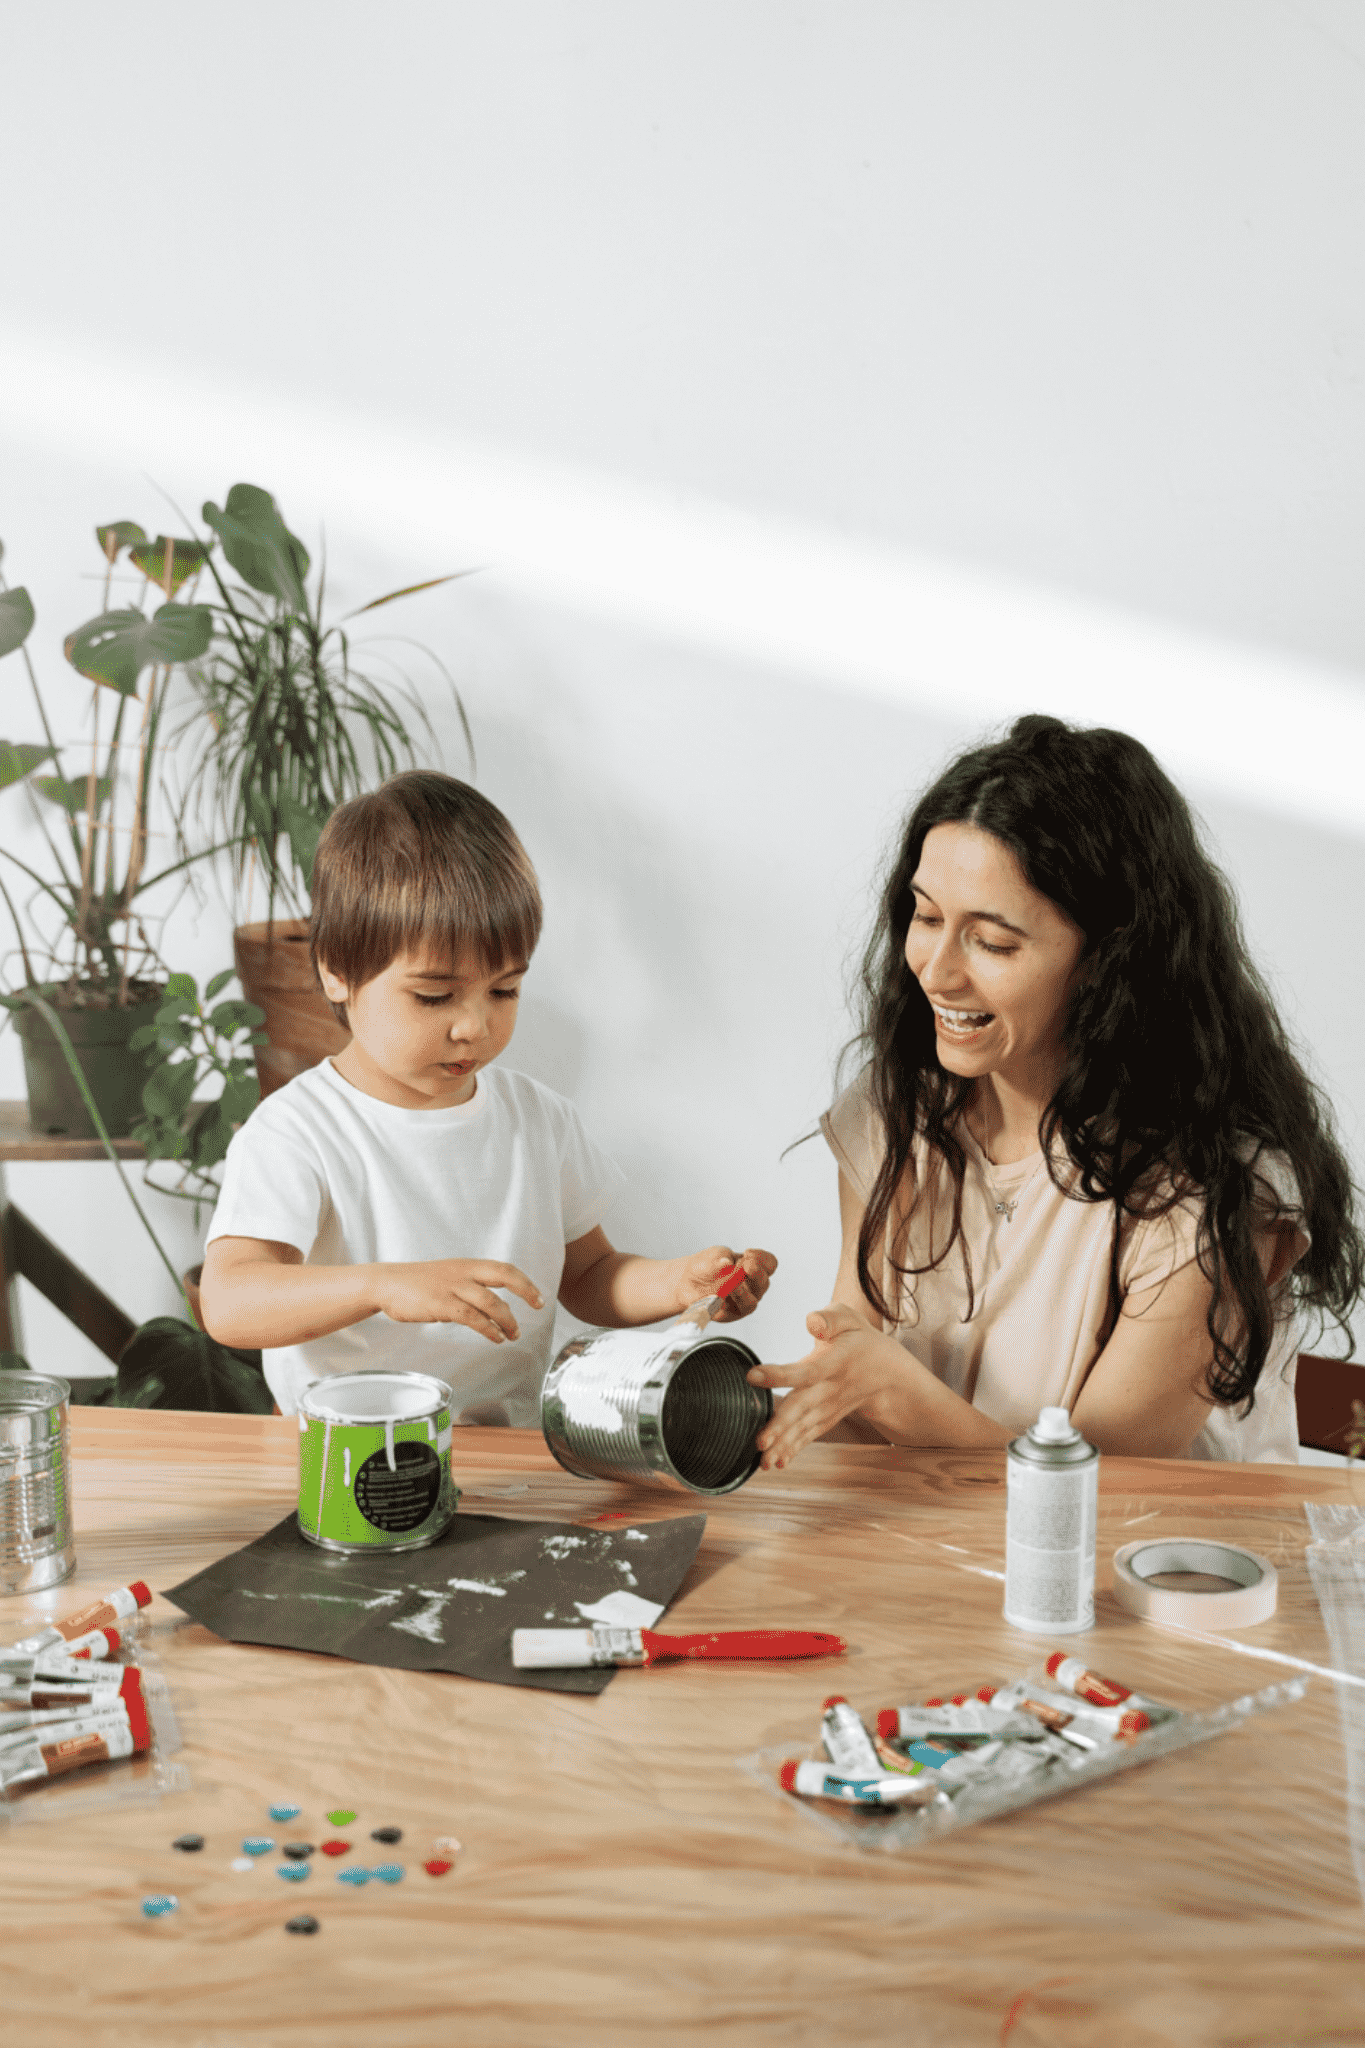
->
<box><xmin>318</xmin><ymin>946</ymin><xmax>527</xmax><ymax>1110</ymax></box>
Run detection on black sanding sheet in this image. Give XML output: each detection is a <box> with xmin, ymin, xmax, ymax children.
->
<box><xmin>162</xmin><ymin>1511</ymin><xmax>706</xmax><ymax>1693</ymax></box>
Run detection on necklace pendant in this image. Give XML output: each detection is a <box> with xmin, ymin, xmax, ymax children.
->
<box><xmin>994</xmin><ymin>1199</ymin><xmax>1016</xmax><ymax>1220</ymax></box>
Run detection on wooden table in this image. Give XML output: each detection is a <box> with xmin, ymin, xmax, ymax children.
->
<box><xmin>0</xmin><ymin>1411</ymin><xmax>1362</xmax><ymax>2047</ymax></box>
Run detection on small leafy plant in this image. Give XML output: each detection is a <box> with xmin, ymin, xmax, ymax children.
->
<box><xmin>129</xmin><ymin>969</ymin><xmax>266</xmax><ymax>1210</ymax></box>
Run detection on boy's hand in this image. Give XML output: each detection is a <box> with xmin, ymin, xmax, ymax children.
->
<box><xmin>375</xmin><ymin>1260</ymin><xmax>544</xmax><ymax>1342</ymax></box>
<box><xmin>675</xmin><ymin>1246</ymin><xmax>777</xmax><ymax>1322</ymax></box>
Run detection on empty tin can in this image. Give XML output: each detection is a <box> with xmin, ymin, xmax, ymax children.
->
<box><xmin>0</xmin><ymin>1373</ymin><xmax>76</xmax><ymax>1596</ymax></box>
<box><xmin>540</xmin><ymin>1322</ymin><xmax>772</xmax><ymax>1495</ymax></box>
<box><xmin>297</xmin><ymin>1370</ymin><xmax>458</xmax><ymax>1553</ymax></box>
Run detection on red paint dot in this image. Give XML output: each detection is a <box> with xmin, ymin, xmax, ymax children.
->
<box><xmin>319</xmin><ymin>1840</ymin><xmax>351</xmax><ymax>1857</ymax></box>
<box><xmin>423</xmin><ymin>1859</ymin><xmax>453</xmax><ymax>1877</ymax></box>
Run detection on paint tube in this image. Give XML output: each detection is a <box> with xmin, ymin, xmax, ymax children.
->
<box><xmin>48</xmin><ymin>1627</ymin><xmax>122</xmax><ymax>1663</ymax></box>
<box><xmin>0</xmin><ymin>1717</ymin><xmax>148</xmax><ymax>1791</ymax></box>
<box><xmin>8</xmin><ymin>1586</ymin><xmax>150</xmax><ymax>1656</ymax></box>
<box><xmin>990</xmin><ymin>1681</ymin><xmax>1147</xmax><ymax>1746</ymax></box>
<box><xmin>819</xmin><ymin>1697</ymin><xmax>881</xmax><ymax>1778</ymax></box>
<box><xmin>0</xmin><ymin>1670</ymin><xmax>146</xmax><ymax>1752</ymax></box>
<box><xmin>779</xmin><ymin>1760</ymin><xmax>946</xmax><ymax>1808</ymax></box>
<box><xmin>0</xmin><ymin>1665</ymin><xmax>130</xmax><ymax>1714</ymax></box>
<box><xmin>1043</xmin><ymin>1653</ymin><xmax>1169</xmax><ymax>1723</ymax></box>
<box><xmin>875</xmin><ymin>1702</ymin><xmax>1041</xmax><ymax>1744</ymax></box>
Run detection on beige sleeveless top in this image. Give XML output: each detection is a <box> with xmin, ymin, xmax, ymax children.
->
<box><xmin>820</xmin><ymin>1068</ymin><xmax>1310</xmax><ymax>1463</ymax></box>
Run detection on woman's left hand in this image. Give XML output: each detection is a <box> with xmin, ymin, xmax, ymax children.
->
<box><xmin>746</xmin><ymin>1303</ymin><xmax>909</xmax><ymax>1468</ymax></box>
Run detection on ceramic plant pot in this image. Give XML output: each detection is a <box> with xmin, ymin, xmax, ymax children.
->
<box><xmin>233</xmin><ymin>919</ymin><xmax>349</xmax><ymax>1099</ymax></box>
<box><xmin>14</xmin><ymin>989</ymin><xmax>163</xmax><ymax>1140</ymax></box>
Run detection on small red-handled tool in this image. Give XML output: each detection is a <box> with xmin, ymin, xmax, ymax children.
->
<box><xmin>677</xmin><ymin>1261</ymin><xmax>749</xmax><ymax>1330</ymax></box>
<box><xmin>512</xmin><ymin>1625</ymin><xmax>846</xmax><ymax>1669</ymax></box>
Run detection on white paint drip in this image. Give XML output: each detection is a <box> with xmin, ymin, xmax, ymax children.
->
<box><xmin>624</xmin><ymin>1529</ymin><xmax>648</xmax><ymax>1542</ymax></box>
<box><xmin>446</xmin><ymin>1578</ymin><xmax>507</xmax><ymax>1597</ymax></box>
<box><xmin>574</xmin><ymin>1591</ymin><xmax>665</xmax><ymax>1628</ymax></box>
<box><xmin>614</xmin><ymin>1561</ymin><xmax>639</xmax><ymax>1586</ymax></box>
<box><xmin>392</xmin><ymin>1593</ymin><xmax>453</xmax><ymax>1644</ymax></box>
<box><xmin>343</xmin><ymin>1447</ymin><xmax>351</xmax><ymax>1489</ymax></box>
<box><xmin>384</xmin><ymin>1418</ymin><xmax>397</xmax><ymax>1473</ymax></box>
<box><xmin>542</xmin><ymin>1535</ymin><xmax>586</xmax><ymax>1560</ymax></box>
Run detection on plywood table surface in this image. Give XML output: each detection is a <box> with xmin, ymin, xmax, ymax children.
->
<box><xmin>0</xmin><ymin>1410</ymin><xmax>1361</xmax><ymax>2048</ymax></box>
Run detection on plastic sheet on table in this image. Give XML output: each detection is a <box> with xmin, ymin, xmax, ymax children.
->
<box><xmin>1305</xmin><ymin>1502</ymin><xmax>1365</xmax><ymax>1906</ymax></box>
<box><xmin>736</xmin><ymin>1671</ymin><xmax>1308</xmax><ymax>1853</ymax></box>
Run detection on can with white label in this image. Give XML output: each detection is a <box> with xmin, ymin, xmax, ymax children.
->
<box><xmin>1003</xmin><ymin>1406</ymin><xmax>1098</xmax><ymax>1634</ymax></box>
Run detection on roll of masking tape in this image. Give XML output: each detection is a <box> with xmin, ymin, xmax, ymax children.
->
<box><xmin>1111</xmin><ymin>1537</ymin><xmax>1278</xmax><ymax>1628</ymax></box>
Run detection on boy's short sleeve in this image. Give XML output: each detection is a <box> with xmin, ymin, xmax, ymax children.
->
<box><xmin>556</xmin><ymin>1101</ymin><xmax>629</xmax><ymax>1243</ymax></box>
<box><xmin>206</xmin><ymin>1108</ymin><xmax>327</xmax><ymax>1257</ymax></box>
<box><xmin>819</xmin><ymin>1067</ymin><xmax>883</xmax><ymax>1203</ymax></box>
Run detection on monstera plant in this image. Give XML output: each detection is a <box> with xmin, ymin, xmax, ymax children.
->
<box><xmin>0</xmin><ymin>527</ymin><xmax>218</xmax><ymax>1136</ymax></box>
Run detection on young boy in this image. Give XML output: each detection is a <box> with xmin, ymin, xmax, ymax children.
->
<box><xmin>200</xmin><ymin>771</ymin><xmax>775</xmax><ymax>1420</ymax></box>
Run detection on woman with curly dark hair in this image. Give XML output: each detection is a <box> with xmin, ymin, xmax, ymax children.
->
<box><xmin>748</xmin><ymin>715</ymin><xmax>1363</xmax><ymax>1467</ymax></box>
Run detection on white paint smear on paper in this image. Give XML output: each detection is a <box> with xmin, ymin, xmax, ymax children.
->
<box><xmin>574</xmin><ymin>1591</ymin><xmax>665</xmax><ymax>1628</ymax></box>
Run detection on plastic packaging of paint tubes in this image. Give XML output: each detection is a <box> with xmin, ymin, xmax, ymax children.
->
<box><xmin>0</xmin><ymin>1633</ymin><xmax>187</xmax><ymax>1826</ymax></box>
<box><xmin>737</xmin><ymin>1661</ymin><xmax>1309</xmax><ymax>1852</ymax></box>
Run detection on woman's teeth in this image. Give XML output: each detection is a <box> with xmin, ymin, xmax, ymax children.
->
<box><xmin>933</xmin><ymin>1006</ymin><xmax>994</xmax><ymax>1036</ymax></box>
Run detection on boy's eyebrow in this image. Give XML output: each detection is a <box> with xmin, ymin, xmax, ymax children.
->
<box><xmin>909</xmin><ymin>881</ymin><xmax>1029</xmax><ymax>939</ymax></box>
<box><xmin>404</xmin><ymin>961</ymin><xmax>530</xmax><ymax>985</ymax></box>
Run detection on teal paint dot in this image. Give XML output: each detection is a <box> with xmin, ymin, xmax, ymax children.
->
<box><xmin>336</xmin><ymin>1866</ymin><xmax>371</xmax><ymax>1886</ymax></box>
<box><xmin>372</xmin><ymin>1863</ymin><xmax>404</xmax><ymax>1884</ymax></box>
<box><xmin>242</xmin><ymin>1837</ymin><xmax>274</xmax><ymax>1857</ymax></box>
<box><xmin>277</xmin><ymin>1862</ymin><xmax>311</xmax><ymax>1882</ymax></box>
<box><xmin>141</xmin><ymin>1895</ymin><xmax>178</xmax><ymax>1917</ymax></box>
<box><xmin>269</xmin><ymin>1803</ymin><xmax>301</xmax><ymax>1822</ymax></box>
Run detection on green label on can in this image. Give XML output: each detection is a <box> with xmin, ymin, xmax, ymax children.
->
<box><xmin>298</xmin><ymin>1409</ymin><xmax>458</xmax><ymax>1550</ymax></box>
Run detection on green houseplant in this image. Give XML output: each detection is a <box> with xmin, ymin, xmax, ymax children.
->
<box><xmin>0</xmin><ymin>527</ymin><xmax>216</xmax><ymax>1135</ymax></box>
<box><xmin>173</xmin><ymin>484</ymin><xmax>468</xmax><ymax>1094</ymax></box>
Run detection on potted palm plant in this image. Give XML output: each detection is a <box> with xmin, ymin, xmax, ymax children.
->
<box><xmin>0</xmin><ymin>526</ymin><xmax>215</xmax><ymax>1136</ymax></box>
<box><xmin>174</xmin><ymin>484</ymin><xmax>467</xmax><ymax>1094</ymax></box>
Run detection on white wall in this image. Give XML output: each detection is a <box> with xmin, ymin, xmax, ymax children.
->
<box><xmin>1</xmin><ymin>2</ymin><xmax>1362</xmax><ymax>1383</ymax></box>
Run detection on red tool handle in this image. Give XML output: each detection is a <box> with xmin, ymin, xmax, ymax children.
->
<box><xmin>640</xmin><ymin>1628</ymin><xmax>846</xmax><ymax>1664</ymax></box>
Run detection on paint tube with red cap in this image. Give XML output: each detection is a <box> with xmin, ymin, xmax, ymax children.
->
<box><xmin>819</xmin><ymin>1697</ymin><xmax>881</xmax><ymax>1778</ymax></box>
<box><xmin>0</xmin><ymin>1635</ymin><xmax>121</xmax><ymax>1691</ymax></box>
<box><xmin>8</xmin><ymin>1585</ymin><xmax>150</xmax><ymax>1656</ymax></box>
<box><xmin>780</xmin><ymin>1760</ymin><xmax>946</xmax><ymax>1808</ymax></box>
<box><xmin>0</xmin><ymin>1669</ymin><xmax>146</xmax><ymax>1749</ymax></box>
<box><xmin>0</xmin><ymin>1712</ymin><xmax>150</xmax><ymax>1790</ymax></box>
<box><xmin>1043</xmin><ymin>1653</ymin><xmax>1171</xmax><ymax>1724</ymax></box>
<box><xmin>875</xmin><ymin>1701</ymin><xmax>1041</xmax><ymax>1744</ymax></box>
<box><xmin>990</xmin><ymin>1680</ymin><xmax>1148</xmax><ymax>1745</ymax></box>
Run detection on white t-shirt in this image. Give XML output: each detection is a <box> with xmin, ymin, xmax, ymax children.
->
<box><xmin>206</xmin><ymin>1060</ymin><xmax>626</xmax><ymax>1421</ymax></box>
<box><xmin>822</xmin><ymin>1068</ymin><xmax>1310</xmax><ymax>1463</ymax></box>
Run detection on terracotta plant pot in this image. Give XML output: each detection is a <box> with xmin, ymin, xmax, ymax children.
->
<box><xmin>232</xmin><ymin>920</ymin><xmax>349</xmax><ymax>1099</ymax></box>
<box><xmin>15</xmin><ymin>988</ymin><xmax>164</xmax><ymax>1140</ymax></box>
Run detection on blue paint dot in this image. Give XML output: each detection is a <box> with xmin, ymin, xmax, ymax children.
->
<box><xmin>277</xmin><ymin>1862</ymin><xmax>311</xmax><ymax>1882</ymax></box>
<box><xmin>141</xmin><ymin>1895</ymin><xmax>177</xmax><ymax>1918</ymax></box>
<box><xmin>242</xmin><ymin>1837</ymin><xmax>275</xmax><ymax>1857</ymax></box>
<box><xmin>269</xmin><ymin>1803</ymin><xmax>301</xmax><ymax>1822</ymax></box>
<box><xmin>372</xmin><ymin>1863</ymin><xmax>404</xmax><ymax>1884</ymax></box>
<box><xmin>336</xmin><ymin>1866</ymin><xmax>371</xmax><ymax>1886</ymax></box>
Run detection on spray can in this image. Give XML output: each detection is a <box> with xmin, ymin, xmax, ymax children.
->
<box><xmin>1003</xmin><ymin>1406</ymin><xmax>1098</xmax><ymax>1634</ymax></box>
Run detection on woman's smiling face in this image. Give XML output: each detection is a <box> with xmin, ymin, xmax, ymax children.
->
<box><xmin>904</xmin><ymin>823</ymin><xmax>1086</xmax><ymax>1090</ymax></box>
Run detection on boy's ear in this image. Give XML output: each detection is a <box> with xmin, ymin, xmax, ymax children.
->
<box><xmin>317</xmin><ymin>961</ymin><xmax>349</xmax><ymax>1004</ymax></box>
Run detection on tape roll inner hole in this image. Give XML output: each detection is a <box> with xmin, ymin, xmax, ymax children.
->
<box><xmin>659</xmin><ymin>1343</ymin><xmax>771</xmax><ymax>1491</ymax></box>
<box><xmin>1126</xmin><ymin>1539</ymin><xmax>1266</xmax><ymax>1596</ymax></box>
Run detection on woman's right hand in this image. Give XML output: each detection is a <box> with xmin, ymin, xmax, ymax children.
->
<box><xmin>375</xmin><ymin>1260</ymin><xmax>544</xmax><ymax>1341</ymax></box>
<box><xmin>746</xmin><ymin>1303</ymin><xmax>911</xmax><ymax>1469</ymax></box>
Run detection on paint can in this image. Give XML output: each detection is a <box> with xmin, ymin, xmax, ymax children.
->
<box><xmin>297</xmin><ymin>1371</ymin><xmax>458</xmax><ymax>1553</ymax></box>
<box><xmin>1003</xmin><ymin>1405</ymin><xmax>1099</xmax><ymax>1634</ymax></box>
<box><xmin>0</xmin><ymin>1373</ymin><xmax>76</xmax><ymax>1596</ymax></box>
<box><xmin>540</xmin><ymin>1322</ymin><xmax>771</xmax><ymax>1495</ymax></box>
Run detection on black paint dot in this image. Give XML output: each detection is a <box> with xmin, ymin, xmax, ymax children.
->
<box><xmin>172</xmin><ymin>1834</ymin><xmax>205</xmax><ymax>1852</ymax></box>
<box><xmin>282</xmin><ymin>1842</ymin><xmax>315</xmax><ymax>1860</ymax></box>
<box><xmin>285</xmin><ymin>1914</ymin><xmax>320</xmax><ymax>1935</ymax></box>
<box><xmin>370</xmin><ymin>1826</ymin><xmax>402</xmax><ymax>1844</ymax></box>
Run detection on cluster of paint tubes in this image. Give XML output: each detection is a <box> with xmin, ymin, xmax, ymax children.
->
<box><xmin>782</xmin><ymin>1655</ymin><xmax>1177</xmax><ymax>1812</ymax></box>
<box><xmin>0</xmin><ymin>1581</ymin><xmax>153</xmax><ymax>1795</ymax></box>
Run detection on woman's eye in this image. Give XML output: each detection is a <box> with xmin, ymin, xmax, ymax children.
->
<box><xmin>976</xmin><ymin>938</ymin><xmax>1015</xmax><ymax>957</ymax></box>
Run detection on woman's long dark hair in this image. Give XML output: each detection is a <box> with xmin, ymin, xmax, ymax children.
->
<box><xmin>852</xmin><ymin>714</ymin><xmax>1363</xmax><ymax>1410</ymax></box>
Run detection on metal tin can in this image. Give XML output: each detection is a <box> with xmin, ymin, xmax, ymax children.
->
<box><xmin>540</xmin><ymin>1324</ymin><xmax>771</xmax><ymax>1495</ymax></box>
<box><xmin>297</xmin><ymin>1370</ymin><xmax>458</xmax><ymax>1553</ymax></box>
<box><xmin>0</xmin><ymin>1373</ymin><xmax>75</xmax><ymax>1596</ymax></box>
<box><xmin>1003</xmin><ymin>1405</ymin><xmax>1098</xmax><ymax>1634</ymax></box>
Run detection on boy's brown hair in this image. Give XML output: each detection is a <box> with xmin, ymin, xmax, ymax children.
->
<box><xmin>309</xmin><ymin>772</ymin><xmax>542</xmax><ymax>1021</ymax></box>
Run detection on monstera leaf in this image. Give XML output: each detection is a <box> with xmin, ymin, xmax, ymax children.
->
<box><xmin>0</xmin><ymin>587</ymin><xmax>35</xmax><ymax>659</ymax></box>
<box><xmin>202</xmin><ymin>484</ymin><xmax>310</xmax><ymax>613</ymax></box>
<box><xmin>127</xmin><ymin>536</ymin><xmax>212</xmax><ymax>597</ymax></box>
<box><xmin>95</xmin><ymin>521</ymin><xmax>147</xmax><ymax>560</ymax></box>
<box><xmin>64</xmin><ymin>602</ymin><xmax>213</xmax><ymax>695</ymax></box>
<box><xmin>34</xmin><ymin>772</ymin><xmax>113</xmax><ymax>816</ymax></box>
<box><xmin>113</xmin><ymin>1316</ymin><xmax>273</xmax><ymax>1414</ymax></box>
<box><xmin>0</xmin><ymin>740</ymin><xmax>57</xmax><ymax>789</ymax></box>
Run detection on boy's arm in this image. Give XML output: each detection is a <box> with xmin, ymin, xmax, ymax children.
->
<box><xmin>199</xmin><ymin>1238</ymin><xmax>542</xmax><ymax>1349</ymax></box>
<box><xmin>557</xmin><ymin>1227</ymin><xmax>776</xmax><ymax>1328</ymax></box>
